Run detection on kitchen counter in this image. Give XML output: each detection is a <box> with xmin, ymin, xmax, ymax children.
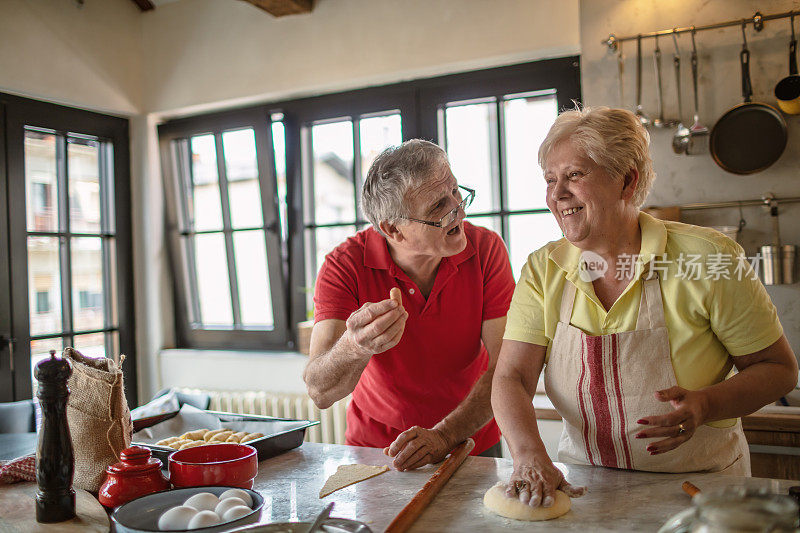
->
<box><xmin>250</xmin><ymin>442</ymin><xmax>798</xmax><ymax>532</ymax></box>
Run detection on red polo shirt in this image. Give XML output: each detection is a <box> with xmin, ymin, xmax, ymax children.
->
<box><xmin>313</xmin><ymin>221</ymin><xmax>515</xmax><ymax>455</ymax></box>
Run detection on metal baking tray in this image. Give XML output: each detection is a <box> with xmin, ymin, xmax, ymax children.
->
<box><xmin>132</xmin><ymin>409</ymin><xmax>319</xmax><ymax>463</ymax></box>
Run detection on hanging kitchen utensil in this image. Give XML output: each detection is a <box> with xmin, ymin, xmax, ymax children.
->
<box><xmin>761</xmin><ymin>198</ymin><xmax>782</xmax><ymax>285</ymax></box>
<box><xmin>671</xmin><ymin>32</ymin><xmax>690</xmax><ymax>153</ymax></box>
<box><xmin>710</xmin><ymin>22</ymin><xmax>788</xmax><ymax>174</ymax></box>
<box><xmin>617</xmin><ymin>41</ymin><xmax>625</xmax><ymax>108</ymax></box>
<box><xmin>635</xmin><ymin>35</ymin><xmax>651</xmax><ymax>127</ymax></box>
<box><xmin>653</xmin><ymin>35</ymin><xmax>678</xmax><ymax>128</ymax></box>
<box><xmin>686</xmin><ymin>28</ymin><xmax>709</xmax><ymax>155</ymax></box>
<box><xmin>775</xmin><ymin>13</ymin><xmax>800</xmax><ymax>115</ymax></box>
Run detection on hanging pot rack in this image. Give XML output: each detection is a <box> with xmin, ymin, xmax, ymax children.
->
<box><xmin>648</xmin><ymin>194</ymin><xmax>800</xmax><ymax>213</ymax></box>
<box><xmin>602</xmin><ymin>10</ymin><xmax>796</xmax><ymax>51</ymax></box>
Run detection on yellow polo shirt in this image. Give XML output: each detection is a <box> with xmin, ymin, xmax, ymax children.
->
<box><xmin>505</xmin><ymin>212</ymin><xmax>783</xmax><ymax>419</ymax></box>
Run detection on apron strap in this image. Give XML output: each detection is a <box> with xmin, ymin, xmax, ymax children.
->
<box><xmin>559</xmin><ymin>280</ymin><xmax>577</xmax><ymax>324</ymax></box>
<box><xmin>635</xmin><ymin>275</ymin><xmax>667</xmax><ymax>330</ymax></box>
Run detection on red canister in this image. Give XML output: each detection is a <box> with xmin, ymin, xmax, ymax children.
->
<box><xmin>98</xmin><ymin>446</ymin><xmax>169</xmax><ymax>508</ymax></box>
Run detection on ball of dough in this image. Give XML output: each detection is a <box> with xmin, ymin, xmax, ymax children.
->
<box><xmin>157</xmin><ymin>505</ymin><xmax>197</xmax><ymax>530</ymax></box>
<box><xmin>483</xmin><ymin>482</ymin><xmax>571</xmax><ymax>521</ymax></box>
<box><xmin>187</xmin><ymin>510</ymin><xmax>221</xmax><ymax>528</ymax></box>
<box><xmin>215</xmin><ymin>497</ymin><xmax>247</xmax><ymax>517</ymax></box>
<box><xmin>222</xmin><ymin>505</ymin><xmax>252</xmax><ymax>521</ymax></box>
<box><xmin>184</xmin><ymin>492</ymin><xmax>220</xmax><ymax>512</ymax></box>
<box><xmin>219</xmin><ymin>488</ymin><xmax>253</xmax><ymax>507</ymax></box>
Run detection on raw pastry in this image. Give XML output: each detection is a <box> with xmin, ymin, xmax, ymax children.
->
<box><xmin>169</xmin><ymin>439</ymin><xmax>193</xmax><ymax>450</ymax></box>
<box><xmin>209</xmin><ymin>430</ymin><xmax>234</xmax><ymax>442</ymax></box>
<box><xmin>483</xmin><ymin>482</ymin><xmax>571</xmax><ymax>521</ymax></box>
<box><xmin>203</xmin><ymin>429</ymin><xmax>227</xmax><ymax>442</ymax></box>
<box><xmin>240</xmin><ymin>432</ymin><xmax>263</xmax><ymax>443</ymax></box>
<box><xmin>179</xmin><ymin>440</ymin><xmax>206</xmax><ymax>450</ymax></box>
<box><xmin>225</xmin><ymin>431</ymin><xmax>248</xmax><ymax>443</ymax></box>
<box><xmin>319</xmin><ymin>464</ymin><xmax>389</xmax><ymax>498</ymax></box>
<box><xmin>180</xmin><ymin>429</ymin><xmax>210</xmax><ymax>440</ymax></box>
<box><xmin>155</xmin><ymin>436</ymin><xmax>180</xmax><ymax>446</ymax></box>
<box><xmin>390</xmin><ymin>287</ymin><xmax>402</xmax><ymax>306</ymax></box>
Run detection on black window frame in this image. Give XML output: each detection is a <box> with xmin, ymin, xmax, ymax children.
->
<box><xmin>158</xmin><ymin>57</ymin><xmax>581</xmax><ymax>351</ymax></box>
<box><xmin>0</xmin><ymin>92</ymin><xmax>136</xmax><ymax>405</ymax></box>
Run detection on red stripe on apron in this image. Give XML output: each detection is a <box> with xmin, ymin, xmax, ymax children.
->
<box><xmin>611</xmin><ymin>333</ymin><xmax>634</xmax><ymax>469</ymax></box>
<box><xmin>577</xmin><ymin>335</ymin><xmax>596</xmax><ymax>466</ymax></box>
<box><xmin>586</xmin><ymin>334</ymin><xmax>619</xmax><ymax>468</ymax></box>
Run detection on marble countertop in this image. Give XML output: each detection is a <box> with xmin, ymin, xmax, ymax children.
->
<box><xmin>248</xmin><ymin>442</ymin><xmax>798</xmax><ymax>532</ymax></box>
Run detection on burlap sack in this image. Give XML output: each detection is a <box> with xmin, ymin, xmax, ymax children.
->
<box><xmin>64</xmin><ymin>347</ymin><xmax>132</xmax><ymax>492</ymax></box>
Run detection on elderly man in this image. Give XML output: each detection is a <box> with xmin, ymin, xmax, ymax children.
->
<box><xmin>303</xmin><ymin>139</ymin><xmax>515</xmax><ymax>470</ymax></box>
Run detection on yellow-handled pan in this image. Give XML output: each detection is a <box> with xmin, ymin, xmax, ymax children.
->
<box><xmin>775</xmin><ymin>13</ymin><xmax>800</xmax><ymax>115</ymax></box>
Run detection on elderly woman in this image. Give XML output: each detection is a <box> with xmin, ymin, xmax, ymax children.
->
<box><xmin>304</xmin><ymin>139</ymin><xmax>516</xmax><ymax>470</ymax></box>
<box><xmin>492</xmin><ymin>106</ymin><xmax>798</xmax><ymax>507</ymax></box>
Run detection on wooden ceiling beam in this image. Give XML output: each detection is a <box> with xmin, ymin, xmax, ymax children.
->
<box><xmin>130</xmin><ymin>0</ymin><xmax>155</xmax><ymax>11</ymax></box>
<box><xmin>241</xmin><ymin>0</ymin><xmax>313</xmax><ymax>17</ymax></box>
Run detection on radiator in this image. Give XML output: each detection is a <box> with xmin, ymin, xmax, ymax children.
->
<box><xmin>177</xmin><ymin>388</ymin><xmax>350</xmax><ymax>445</ymax></box>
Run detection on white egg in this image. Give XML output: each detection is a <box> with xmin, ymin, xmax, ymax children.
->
<box><xmin>183</xmin><ymin>492</ymin><xmax>220</xmax><ymax>512</ymax></box>
<box><xmin>187</xmin><ymin>510</ymin><xmax>221</xmax><ymax>528</ymax></box>
<box><xmin>158</xmin><ymin>505</ymin><xmax>198</xmax><ymax>531</ymax></box>
<box><xmin>215</xmin><ymin>497</ymin><xmax>247</xmax><ymax>517</ymax></box>
<box><xmin>219</xmin><ymin>488</ymin><xmax>253</xmax><ymax>508</ymax></box>
<box><xmin>222</xmin><ymin>505</ymin><xmax>252</xmax><ymax>522</ymax></box>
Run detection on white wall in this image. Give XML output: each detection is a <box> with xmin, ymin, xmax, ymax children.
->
<box><xmin>580</xmin><ymin>0</ymin><xmax>800</xmax><ymax>359</ymax></box>
<box><xmin>141</xmin><ymin>0</ymin><xmax>581</xmax><ymax>116</ymax></box>
<box><xmin>0</xmin><ymin>0</ymin><xmax>143</xmax><ymax>115</ymax></box>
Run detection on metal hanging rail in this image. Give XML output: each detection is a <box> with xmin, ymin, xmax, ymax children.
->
<box><xmin>602</xmin><ymin>10</ymin><xmax>796</xmax><ymax>51</ymax></box>
<box><xmin>649</xmin><ymin>195</ymin><xmax>800</xmax><ymax>212</ymax></box>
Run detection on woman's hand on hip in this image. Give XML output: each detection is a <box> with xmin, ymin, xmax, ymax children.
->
<box><xmin>506</xmin><ymin>451</ymin><xmax>586</xmax><ymax>508</ymax></box>
<box><xmin>635</xmin><ymin>386</ymin><xmax>710</xmax><ymax>454</ymax></box>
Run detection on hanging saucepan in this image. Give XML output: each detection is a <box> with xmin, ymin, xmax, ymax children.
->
<box><xmin>774</xmin><ymin>13</ymin><xmax>800</xmax><ymax>115</ymax></box>
<box><xmin>710</xmin><ymin>22</ymin><xmax>787</xmax><ymax>174</ymax></box>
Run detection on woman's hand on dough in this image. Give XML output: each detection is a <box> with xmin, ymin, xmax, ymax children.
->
<box><xmin>507</xmin><ymin>453</ymin><xmax>586</xmax><ymax>508</ymax></box>
<box><xmin>383</xmin><ymin>426</ymin><xmax>452</xmax><ymax>471</ymax></box>
<box><xmin>344</xmin><ymin>298</ymin><xmax>408</xmax><ymax>358</ymax></box>
<box><xmin>634</xmin><ymin>386</ymin><xmax>709</xmax><ymax>455</ymax></box>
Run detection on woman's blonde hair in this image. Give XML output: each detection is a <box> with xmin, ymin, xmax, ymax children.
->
<box><xmin>538</xmin><ymin>106</ymin><xmax>655</xmax><ymax>207</ymax></box>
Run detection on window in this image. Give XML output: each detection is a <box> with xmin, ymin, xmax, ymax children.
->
<box><xmin>0</xmin><ymin>92</ymin><xmax>135</xmax><ymax>403</ymax></box>
<box><xmin>159</xmin><ymin>57</ymin><xmax>580</xmax><ymax>350</ymax></box>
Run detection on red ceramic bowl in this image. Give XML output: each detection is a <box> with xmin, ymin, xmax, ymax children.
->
<box><xmin>168</xmin><ymin>443</ymin><xmax>258</xmax><ymax>489</ymax></box>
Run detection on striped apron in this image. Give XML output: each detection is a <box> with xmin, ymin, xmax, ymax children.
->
<box><xmin>544</xmin><ymin>276</ymin><xmax>750</xmax><ymax>475</ymax></box>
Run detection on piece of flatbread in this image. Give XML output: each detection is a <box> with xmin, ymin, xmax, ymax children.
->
<box><xmin>319</xmin><ymin>464</ymin><xmax>389</xmax><ymax>498</ymax></box>
<box><xmin>483</xmin><ymin>482</ymin><xmax>571</xmax><ymax>521</ymax></box>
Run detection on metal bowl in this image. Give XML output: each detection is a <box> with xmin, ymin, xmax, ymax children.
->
<box><xmin>233</xmin><ymin>518</ymin><xmax>373</xmax><ymax>532</ymax></box>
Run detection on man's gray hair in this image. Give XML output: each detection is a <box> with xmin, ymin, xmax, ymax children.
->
<box><xmin>361</xmin><ymin>139</ymin><xmax>449</xmax><ymax>233</ymax></box>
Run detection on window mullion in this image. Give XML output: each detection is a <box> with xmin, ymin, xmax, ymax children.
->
<box><xmin>177</xmin><ymin>140</ymin><xmax>202</xmax><ymax>325</ymax></box>
<box><xmin>215</xmin><ymin>132</ymin><xmax>242</xmax><ymax>327</ymax></box>
<box><xmin>352</xmin><ymin>118</ymin><xmax>364</xmax><ymax>225</ymax></box>
<box><xmin>56</xmin><ymin>134</ymin><xmax>73</xmax><ymax>343</ymax></box>
<box><xmin>494</xmin><ymin>99</ymin><xmax>509</xmax><ymax>245</ymax></box>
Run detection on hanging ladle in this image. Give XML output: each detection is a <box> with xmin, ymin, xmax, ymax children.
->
<box><xmin>653</xmin><ymin>34</ymin><xmax>678</xmax><ymax>128</ymax></box>
<box><xmin>671</xmin><ymin>31</ymin><xmax>691</xmax><ymax>153</ymax></box>
<box><xmin>635</xmin><ymin>35</ymin><xmax>651</xmax><ymax>127</ymax></box>
<box><xmin>686</xmin><ymin>28</ymin><xmax>709</xmax><ymax>155</ymax></box>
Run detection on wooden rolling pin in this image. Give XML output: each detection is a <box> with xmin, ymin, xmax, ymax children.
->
<box><xmin>384</xmin><ymin>438</ymin><xmax>475</xmax><ymax>533</ymax></box>
<box><xmin>682</xmin><ymin>481</ymin><xmax>701</xmax><ymax>497</ymax></box>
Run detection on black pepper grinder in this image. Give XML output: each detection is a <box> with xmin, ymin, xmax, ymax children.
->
<box><xmin>34</xmin><ymin>349</ymin><xmax>76</xmax><ymax>523</ymax></box>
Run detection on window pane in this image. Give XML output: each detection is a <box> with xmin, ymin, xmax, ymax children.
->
<box><xmin>271</xmin><ymin>119</ymin><xmax>288</xmax><ymax>242</ymax></box>
<box><xmin>68</xmin><ymin>136</ymin><xmax>101</xmax><ymax>233</ymax></box>
<box><xmin>194</xmin><ymin>233</ymin><xmax>233</xmax><ymax>326</ymax></box>
<box><xmin>30</xmin><ymin>337</ymin><xmax>65</xmax><ymax>395</ymax></box>
<box><xmin>508</xmin><ymin>213</ymin><xmax>563</xmax><ymax>281</ymax></box>
<box><xmin>466</xmin><ymin>215</ymin><xmax>500</xmax><ymax>234</ymax></box>
<box><xmin>25</xmin><ymin>130</ymin><xmax>58</xmax><ymax>232</ymax></box>
<box><xmin>223</xmin><ymin>129</ymin><xmax>263</xmax><ymax>229</ymax></box>
<box><xmin>504</xmin><ymin>93</ymin><xmax>558</xmax><ymax>210</ymax></box>
<box><xmin>444</xmin><ymin>102</ymin><xmax>497</xmax><ymax>214</ymax></box>
<box><xmin>73</xmin><ymin>332</ymin><xmax>106</xmax><ymax>359</ymax></box>
<box><xmin>71</xmin><ymin>237</ymin><xmax>104</xmax><ymax>332</ymax></box>
<box><xmin>190</xmin><ymin>134</ymin><xmax>223</xmax><ymax>231</ymax></box>
<box><xmin>359</xmin><ymin>114</ymin><xmax>401</xmax><ymax>181</ymax></box>
<box><xmin>306</xmin><ymin>226</ymin><xmax>356</xmax><ymax>309</ymax></box>
<box><xmin>311</xmin><ymin>121</ymin><xmax>355</xmax><ymax>225</ymax></box>
<box><xmin>28</xmin><ymin>236</ymin><xmax>62</xmax><ymax>336</ymax></box>
<box><xmin>233</xmin><ymin>230</ymin><xmax>273</xmax><ymax>327</ymax></box>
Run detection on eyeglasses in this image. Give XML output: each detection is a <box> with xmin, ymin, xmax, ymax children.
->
<box><xmin>402</xmin><ymin>185</ymin><xmax>475</xmax><ymax>228</ymax></box>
